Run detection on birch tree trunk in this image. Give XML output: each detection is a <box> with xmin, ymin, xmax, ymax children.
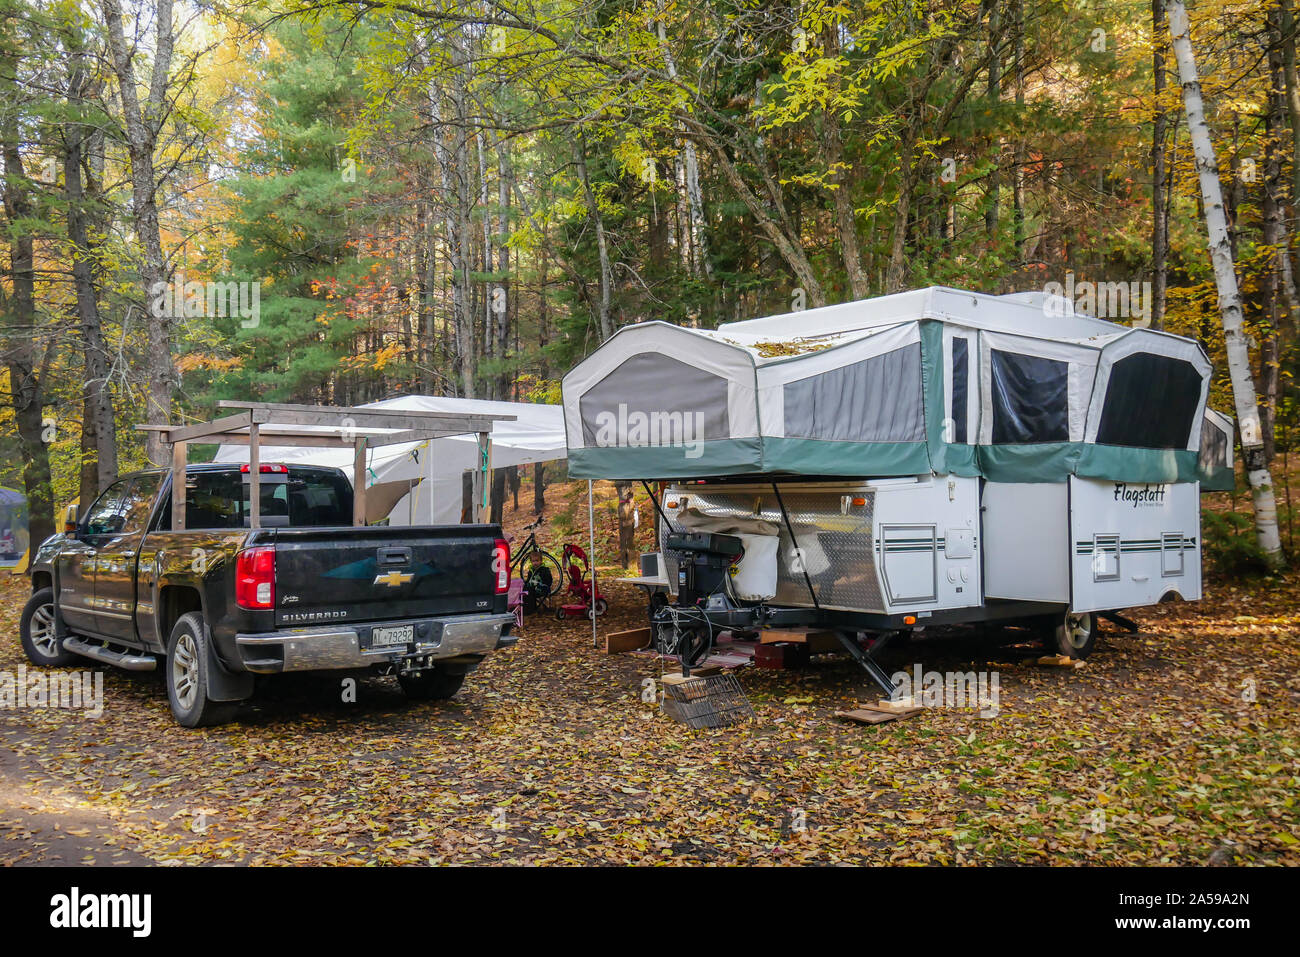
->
<box><xmin>102</xmin><ymin>0</ymin><xmax>175</xmax><ymax>465</ymax></box>
<box><xmin>1168</xmin><ymin>0</ymin><xmax>1284</xmax><ymax>564</ymax></box>
<box><xmin>1151</xmin><ymin>0</ymin><xmax>1169</xmax><ymax>330</ymax></box>
<box><xmin>657</xmin><ymin>14</ymin><xmax>712</xmax><ymax>281</ymax></box>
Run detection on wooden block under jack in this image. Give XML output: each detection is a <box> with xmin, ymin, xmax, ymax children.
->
<box><xmin>659</xmin><ymin>663</ymin><xmax>724</xmax><ymax>678</ymax></box>
<box><xmin>605</xmin><ymin>627</ymin><xmax>652</xmax><ymax>654</ymax></box>
<box><xmin>873</xmin><ymin>697</ymin><xmax>919</xmax><ymax>714</ymax></box>
<box><xmin>661</xmin><ymin>672</ymin><xmax>705</xmax><ymax>687</ymax></box>
<box><xmin>1037</xmin><ymin>654</ymin><xmax>1084</xmax><ymax>668</ymax></box>
<box><xmin>835</xmin><ymin>707</ymin><xmax>921</xmax><ymax>725</ymax></box>
<box><xmin>760</xmin><ymin>629</ymin><xmax>838</xmax><ymax>653</ymax></box>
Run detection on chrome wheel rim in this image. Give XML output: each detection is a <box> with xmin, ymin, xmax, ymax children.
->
<box><xmin>1066</xmin><ymin>613</ymin><xmax>1092</xmax><ymax>650</ymax></box>
<box><xmin>30</xmin><ymin>603</ymin><xmax>58</xmax><ymax>658</ymax></box>
<box><xmin>171</xmin><ymin>632</ymin><xmax>200</xmax><ymax>710</ymax></box>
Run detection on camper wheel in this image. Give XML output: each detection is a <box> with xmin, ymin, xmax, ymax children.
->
<box><xmin>1048</xmin><ymin>611</ymin><xmax>1096</xmax><ymax>659</ymax></box>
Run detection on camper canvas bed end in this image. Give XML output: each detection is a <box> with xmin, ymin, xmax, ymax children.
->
<box><xmin>560</xmin><ymin>286</ymin><xmax>1235</xmax><ymax>692</ymax></box>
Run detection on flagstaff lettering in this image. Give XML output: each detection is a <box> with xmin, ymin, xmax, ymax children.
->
<box><xmin>593</xmin><ymin>403</ymin><xmax>705</xmax><ymax>458</ymax></box>
<box><xmin>1113</xmin><ymin>482</ymin><xmax>1169</xmax><ymax>507</ymax></box>
<box><xmin>49</xmin><ymin>887</ymin><xmax>152</xmax><ymax>938</ymax></box>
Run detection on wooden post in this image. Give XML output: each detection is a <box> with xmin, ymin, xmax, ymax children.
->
<box><xmin>353</xmin><ymin>437</ymin><xmax>367</xmax><ymax>527</ymax></box>
<box><xmin>171</xmin><ymin>441</ymin><xmax>187</xmax><ymax>531</ymax></box>
<box><xmin>248</xmin><ymin>423</ymin><xmax>261</xmax><ymax>529</ymax></box>
<box><xmin>472</xmin><ymin>432</ymin><xmax>488</xmax><ymax>523</ymax></box>
<box><xmin>484</xmin><ymin>432</ymin><xmax>494</xmax><ymax>522</ymax></box>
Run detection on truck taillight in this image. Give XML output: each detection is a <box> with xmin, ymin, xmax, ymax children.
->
<box><xmin>493</xmin><ymin>539</ymin><xmax>510</xmax><ymax>594</ymax></box>
<box><xmin>236</xmin><ymin>546</ymin><xmax>275</xmax><ymax>609</ymax></box>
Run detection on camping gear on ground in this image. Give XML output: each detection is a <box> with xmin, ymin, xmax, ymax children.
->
<box><xmin>660</xmin><ymin>672</ymin><xmax>754</xmax><ymax>729</ymax></box>
<box><xmin>555</xmin><ymin>543</ymin><xmax>607</xmax><ymax>619</ymax></box>
<box><xmin>561</xmin><ymin>286</ymin><xmax>1232</xmax><ymax>696</ymax></box>
<box><xmin>507</xmin><ymin>578</ymin><xmax>525</xmax><ymax>628</ymax></box>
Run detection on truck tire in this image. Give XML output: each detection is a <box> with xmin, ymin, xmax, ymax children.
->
<box><xmin>1048</xmin><ymin>611</ymin><xmax>1096</xmax><ymax>659</ymax></box>
<box><xmin>166</xmin><ymin>612</ymin><xmax>236</xmax><ymax>728</ymax></box>
<box><xmin>20</xmin><ymin>587</ymin><xmax>77</xmax><ymax>667</ymax></box>
<box><xmin>398</xmin><ymin>667</ymin><xmax>465</xmax><ymax>701</ymax></box>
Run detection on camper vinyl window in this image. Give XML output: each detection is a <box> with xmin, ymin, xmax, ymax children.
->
<box><xmin>1095</xmin><ymin>353</ymin><xmax>1202</xmax><ymax>449</ymax></box>
<box><xmin>1198</xmin><ymin>415</ymin><xmax>1230</xmax><ymax>473</ymax></box>
<box><xmin>781</xmin><ymin>343</ymin><xmax>925</xmax><ymax>443</ymax></box>
<box><xmin>989</xmin><ymin>350</ymin><xmax>1070</xmax><ymax>444</ymax></box>
<box><xmin>950</xmin><ymin>337</ymin><xmax>970</xmax><ymax>444</ymax></box>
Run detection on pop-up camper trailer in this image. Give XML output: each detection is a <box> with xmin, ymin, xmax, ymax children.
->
<box><xmin>561</xmin><ymin>287</ymin><xmax>1234</xmax><ymax>692</ymax></box>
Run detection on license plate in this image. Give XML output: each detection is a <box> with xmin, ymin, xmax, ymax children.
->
<box><xmin>371</xmin><ymin>624</ymin><xmax>414</xmax><ymax>648</ymax></box>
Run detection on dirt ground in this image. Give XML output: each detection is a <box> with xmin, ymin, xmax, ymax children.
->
<box><xmin>1</xmin><ymin>485</ymin><xmax>1297</xmax><ymax>865</ymax></box>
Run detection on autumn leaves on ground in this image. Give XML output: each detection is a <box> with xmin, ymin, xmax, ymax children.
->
<box><xmin>1</xmin><ymin>491</ymin><xmax>1297</xmax><ymax>865</ymax></box>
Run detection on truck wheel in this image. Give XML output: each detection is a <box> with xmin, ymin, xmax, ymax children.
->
<box><xmin>398</xmin><ymin>668</ymin><xmax>465</xmax><ymax>701</ymax></box>
<box><xmin>20</xmin><ymin>587</ymin><xmax>76</xmax><ymax>667</ymax></box>
<box><xmin>166</xmin><ymin>612</ymin><xmax>235</xmax><ymax>728</ymax></box>
<box><xmin>1048</xmin><ymin>611</ymin><xmax>1096</xmax><ymax>659</ymax></box>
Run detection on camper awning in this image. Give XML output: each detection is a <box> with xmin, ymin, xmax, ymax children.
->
<box><xmin>562</xmin><ymin>287</ymin><xmax>1216</xmax><ymax>485</ymax></box>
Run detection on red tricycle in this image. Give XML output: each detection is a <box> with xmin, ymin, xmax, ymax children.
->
<box><xmin>554</xmin><ymin>543</ymin><xmax>609</xmax><ymax>619</ymax></box>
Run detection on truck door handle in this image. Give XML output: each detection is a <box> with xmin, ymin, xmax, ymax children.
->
<box><xmin>377</xmin><ymin>546</ymin><xmax>411</xmax><ymax>566</ymax></box>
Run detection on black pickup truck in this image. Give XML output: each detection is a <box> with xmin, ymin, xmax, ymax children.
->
<box><xmin>19</xmin><ymin>462</ymin><xmax>515</xmax><ymax>726</ymax></box>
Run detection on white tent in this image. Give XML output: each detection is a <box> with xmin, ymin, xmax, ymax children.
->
<box><xmin>213</xmin><ymin>395</ymin><xmax>567</xmax><ymax>525</ymax></box>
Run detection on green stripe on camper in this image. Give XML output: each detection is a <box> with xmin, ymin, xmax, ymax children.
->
<box><xmin>760</xmin><ymin>437</ymin><xmax>932</xmax><ymax>476</ymax></box>
<box><xmin>977</xmin><ymin>443</ymin><xmax>1199</xmax><ymax>484</ymax></box>
<box><xmin>567</xmin><ymin>438</ymin><xmax>763</xmax><ymax>479</ymax></box>
<box><xmin>1073</xmin><ymin>444</ymin><xmax>1198</xmax><ymax>484</ymax></box>
<box><xmin>977</xmin><ymin>442</ymin><xmax>1082</xmax><ymax>483</ymax></box>
<box><xmin>1198</xmin><ymin>463</ymin><xmax>1235</xmax><ymax>492</ymax></box>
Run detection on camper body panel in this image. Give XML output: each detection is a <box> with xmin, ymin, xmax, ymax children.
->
<box><xmin>1067</xmin><ymin>477</ymin><xmax>1202</xmax><ymax>612</ymax></box>
<box><xmin>981</xmin><ymin>482</ymin><xmax>1070</xmax><ymax>602</ymax></box>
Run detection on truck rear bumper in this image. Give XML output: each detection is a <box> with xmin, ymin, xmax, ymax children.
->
<box><xmin>235</xmin><ymin>613</ymin><xmax>517</xmax><ymax>674</ymax></box>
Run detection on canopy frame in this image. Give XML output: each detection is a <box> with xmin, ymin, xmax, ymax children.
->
<box><xmin>136</xmin><ymin>400</ymin><xmax>515</xmax><ymax>530</ymax></box>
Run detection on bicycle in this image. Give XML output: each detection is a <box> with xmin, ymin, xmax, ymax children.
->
<box><xmin>509</xmin><ymin>519</ymin><xmax>564</xmax><ymax>600</ymax></box>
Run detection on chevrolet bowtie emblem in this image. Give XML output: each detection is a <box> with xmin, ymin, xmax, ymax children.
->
<box><xmin>373</xmin><ymin>571</ymin><xmax>413</xmax><ymax>588</ymax></box>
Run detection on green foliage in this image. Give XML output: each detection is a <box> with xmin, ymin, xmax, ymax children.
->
<box><xmin>1201</xmin><ymin>509</ymin><xmax>1273</xmax><ymax>577</ymax></box>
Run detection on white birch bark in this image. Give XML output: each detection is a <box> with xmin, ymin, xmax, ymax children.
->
<box><xmin>1169</xmin><ymin>0</ymin><xmax>1284</xmax><ymax>564</ymax></box>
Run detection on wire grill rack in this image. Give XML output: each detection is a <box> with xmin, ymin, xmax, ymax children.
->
<box><xmin>661</xmin><ymin>673</ymin><xmax>755</xmax><ymax>729</ymax></box>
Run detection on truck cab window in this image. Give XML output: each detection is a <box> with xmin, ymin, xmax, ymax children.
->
<box><xmin>154</xmin><ymin>469</ymin><xmax>350</xmax><ymax>529</ymax></box>
<box><xmin>81</xmin><ymin>479</ymin><xmax>134</xmax><ymax>536</ymax></box>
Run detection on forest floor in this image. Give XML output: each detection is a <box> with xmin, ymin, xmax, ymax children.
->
<box><xmin>0</xmin><ymin>482</ymin><xmax>1297</xmax><ymax>865</ymax></box>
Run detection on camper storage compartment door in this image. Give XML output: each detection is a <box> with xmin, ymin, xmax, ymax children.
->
<box><xmin>1068</xmin><ymin>476</ymin><xmax>1202</xmax><ymax>612</ymax></box>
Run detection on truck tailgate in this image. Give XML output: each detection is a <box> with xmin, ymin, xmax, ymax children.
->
<box><xmin>270</xmin><ymin>526</ymin><xmax>501</xmax><ymax>626</ymax></box>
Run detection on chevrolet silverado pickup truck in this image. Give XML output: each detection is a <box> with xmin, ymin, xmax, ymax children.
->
<box><xmin>19</xmin><ymin>462</ymin><xmax>515</xmax><ymax>726</ymax></box>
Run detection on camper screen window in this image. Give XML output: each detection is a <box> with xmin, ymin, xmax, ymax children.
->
<box><xmin>1199</xmin><ymin>416</ymin><xmax>1229</xmax><ymax>472</ymax></box>
<box><xmin>990</xmin><ymin>350</ymin><xmax>1069</xmax><ymax>444</ymax></box>
<box><xmin>950</xmin><ymin>338</ymin><xmax>969</xmax><ymax>444</ymax></box>
<box><xmin>1095</xmin><ymin>353</ymin><xmax>1201</xmax><ymax>449</ymax></box>
<box><xmin>783</xmin><ymin>343</ymin><xmax>925</xmax><ymax>443</ymax></box>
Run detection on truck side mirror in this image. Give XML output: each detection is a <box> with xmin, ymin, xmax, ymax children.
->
<box><xmin>63</xmin><ymin>503</ymin><xmax>80</xmax><ymax>534</ymax></box>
